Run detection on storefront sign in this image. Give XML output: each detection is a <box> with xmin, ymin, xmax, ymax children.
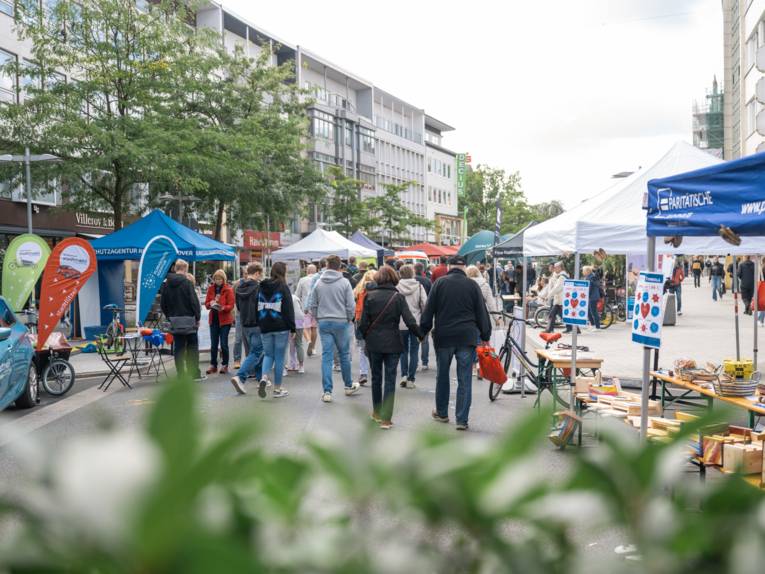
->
<box><xmin>562</xmin><ymin>279</ymin><xmax>589</xmax><ymax>326</ymax></box>
<box><xmin>136</xmin><ymin>235</ymin><xmax>178</xmax><ymax>327</ymax></box>
<box><xmin>631</xmin><ymin>272</ymin><xmax>665</xmax><ymax>349</ymax></box>
<box><xmin>243</xmin><ymin>231</ymin><xmax>281</xmax><ymax>249</ymax></box>
<box><xmin>456</xmin><ymin>153</ymin><xmax>470</xmax><ymax>197</ymax></box>
<box><xmin>1</xmin><ymin>233</ymin><xmax>51</xmax><ymax>311</ymax></box>
<box><xmin>37</xmin><ymin>238</ymin><xmax>96</xmax><ymax>350</ymax></box>
<box><xmin>75</xmin><ymin>212</ymin><xmax>115</xmax><ymax>230</ymax></box>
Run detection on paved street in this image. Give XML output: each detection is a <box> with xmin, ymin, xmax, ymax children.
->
<box><xmin>525</xmin><ymin>275</ymin><xmax>765</xmax><ymax>381</ymax></box>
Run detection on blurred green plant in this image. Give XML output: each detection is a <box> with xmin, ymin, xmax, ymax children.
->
<box><xmin>0</xmin><ymin>380</ymin><xmax>763</xmax><ymax>573</ymax></box>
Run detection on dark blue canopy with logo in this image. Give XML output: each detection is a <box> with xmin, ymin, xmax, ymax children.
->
<box><xmin>646</xmin><ymin>151</ymin><xmax>765</xmax><ymax>237</ymax></box>
<box><xmin>91</xmin><ymin>210</ymin><xmax>236</xmax><ymax>261</ymax></box>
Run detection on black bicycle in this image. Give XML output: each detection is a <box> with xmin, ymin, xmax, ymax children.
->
<box><xmin>488</xmin><ymin>311</ymin><xmax>589</xmax><ymax>402</ymax></box>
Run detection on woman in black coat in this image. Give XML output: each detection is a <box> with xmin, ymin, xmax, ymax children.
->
<box><xmin>359</xmin><ymin>265</ymin><xmax>421</xmax><ymax>429</ymax></box>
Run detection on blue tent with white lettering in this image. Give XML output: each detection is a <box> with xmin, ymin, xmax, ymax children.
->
<box><xmin>647</xmin><ymin>150</ymin><xmax>765</xmax><ymax>238</ymax></box>
<box><xmin>91</xmin><ymin>209</ymin><xmax>236</xmax><ymax>261</ymax></box>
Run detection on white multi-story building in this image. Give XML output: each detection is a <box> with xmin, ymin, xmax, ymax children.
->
<box><xmin>722</xmin><ymin>0</ymin><xmax>765</xmax><ymax>158</ymax></box>
<box><xmin>0</xmin><ymin>0</ymin><xmax>461</xmax><ymax>245</ymax></box>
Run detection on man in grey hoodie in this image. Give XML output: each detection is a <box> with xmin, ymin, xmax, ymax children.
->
<box><xmin>310</xmin><ymin>254</ymin><xmax>358</xmax><ymax>402</ymax></box>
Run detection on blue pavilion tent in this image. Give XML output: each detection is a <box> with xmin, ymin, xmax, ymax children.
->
<box><xmin>91</xmin><ymin>210</ymin><xmax>236</xmax><ymax>261</ymax></box>
<box><xmin>350</xmin><ymin>230</ymin><xmax>393</xmax><ymax>267</ymax></box>
<box><xmin>647</xmin><ymin>150</ymin><xmax>765</xmax><ymax>238</ymax></box>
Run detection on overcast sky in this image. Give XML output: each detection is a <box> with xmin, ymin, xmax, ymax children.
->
<box><xmin>223</xmin><ymin>0</ymin><xmax>722</xmax><ymax>209</ymax></box>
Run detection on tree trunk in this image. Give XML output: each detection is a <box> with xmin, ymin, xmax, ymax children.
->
<box><xmin>214</xmin><ymin>200</ymin><xmax>226</xmax><ymax>241</ymax></box>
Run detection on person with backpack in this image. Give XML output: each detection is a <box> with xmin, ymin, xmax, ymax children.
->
<box><xmin>711</xmin><ymin>257</ymin><xmax>725</xmax><ymax>301</ymax></box>
<box><xmin>287</xmin><ymin>290</ymin><xmax>306</xmax><ymax>374</ymax></box>
<box><xmin>353</xmin><ymin>270</ymin><xmax>377</xmax><ymax>386</ymax></box>
<box><xmin>413</xmin><ymin>262</ymin><xmax>432</xmax><ymax>370</ymax></box>
<box><xmin>359</xmin><ymin>265</ymin><xmax>422</xmax><ymax>429</ymax></box>
<box><xmin>230</xmin><ymin>263</ymin><xmax>264</xmax><ymax>395</ymax></box>
<box><xmin>738</xmin><ymin>255</ymin><xmax>755</xmax><ymax>315</ymax></box>
<box><xmin>584</xmin><ymin>265</ymin><xmax>603</xmax><ymax>330</ymax></box>
<box><xmin>691</xmin><ymin>257</ymin><xmax>702</xmax><ymax>288</ymax></box>
<box><xmin>397</xmin><ymin>264</ymin><xmax>428</xmax><ymax>389</ymax></box>
<box><xmin>253</xmin><ymin>262</ymin><xmax>295</xmax><ymax>399</ymax></box>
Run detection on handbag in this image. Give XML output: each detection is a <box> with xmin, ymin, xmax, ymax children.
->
<box><xmin>168</xmin><ymin>316</ymin><xmax>197</xmax><ymax>335</ymax></box>
<box><xmin>476</xmin><ymin>345</ymin><xmax>507</xmax><ymax>385</ymax></box>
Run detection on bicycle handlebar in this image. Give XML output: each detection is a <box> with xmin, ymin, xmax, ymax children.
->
<box><xmin>489</xmin><ymin>310</ymin><xmax>533</xmax><ymax>325</ymax></box>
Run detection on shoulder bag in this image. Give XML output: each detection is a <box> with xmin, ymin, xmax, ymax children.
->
<box><xmin>363</xmin><ymin>293</ymin><xmax>399</xmax><ymax>338</ymax></box>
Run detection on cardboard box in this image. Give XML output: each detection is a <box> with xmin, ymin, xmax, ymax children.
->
<box><xmin>722</xmin><ymin>443</ymin><xmax>763</xmax><ymax>474</ymax></box>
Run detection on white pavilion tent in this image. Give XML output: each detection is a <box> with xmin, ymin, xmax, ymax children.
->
<box><xmin>271</xmin><ymin>228</ymin><xmax>376</xmax><ymax>262</ymax></box>
<box><xmin>523</xmin><ymin>141</ymin><xmax>765</xmax><ymax>256</ymax></box>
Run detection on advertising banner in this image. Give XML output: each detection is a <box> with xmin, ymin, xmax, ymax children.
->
<box><xmin>37</xmin><ymin>238</ymin><xmax>97</xmax><ymax>350</ymax></box>
<box><xmin>136</xmin><ymin>235</ymin><xmax>178</xmax><ymax>327</ymax></box>
<box><xmin>631</xmin><ymin>272</ymin><xmax>665</xmax><ymax>349</ymax></box>
<box><xmin>2</xmin><ymin>234</ymin><xmax>50</xmax><ymax>311</ymax></box>
<box><xmin>562</xmin><ymin>279</ymin><xmax>590</xmax><ymax>326</ymax></box>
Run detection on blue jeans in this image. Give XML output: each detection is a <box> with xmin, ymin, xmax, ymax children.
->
<box><xmin>318</xmin><ymin>320</ymin><xmax>352</xmax><ymax>393</ymax></box>
<box><xmin>671</xmin><ymin>284</ymin><xmax>682</xmax><ymax>312</ymax></box>
<box><xmin>209</xmin><ymin>322</ymin><xmax>230</xmax><ymax>368</ymax></box>
<box><xmin>435</xmin><ymin>346</ymin><xmax>474</xmax><ymax>425</ymax></box>
<box><xmin>399</xmin><ymin>330</ymin><xmax>419</xmax><ymax>381</ymax></box>
<box><xmin>712</xmin><ymin>276</ymin><xmax>722</xmax><ymax>300</ymax></box>
<box><xmin>236</xmin><ymin>326</ymin><xmax>263</xmax><ymax>381</ymax></box>
<box><xmin>420</xmin><ymin>333</ymin><xmax>430</xmax><ymax>366</ymax></box>
<box><xmin>261</xmin><ymin>331</ymin><xmax>289</xmax><ymax>388</ymax></box>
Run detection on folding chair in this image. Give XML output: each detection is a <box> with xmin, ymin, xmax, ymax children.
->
<box><xmin>96</xmin><ymin>338</ymin><xmax>132</xmax><ymax>391</ymax></box>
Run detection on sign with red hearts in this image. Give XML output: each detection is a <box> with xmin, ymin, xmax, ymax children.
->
<box><xmin>562</xmin><ymin>279</ymin><xmax>589</xmax><ymax>326</ymax></box>
<box><xmin>631</xmin><ymin>271</ymin><xmax>665</xmax><ymax>349</ymax></box>
<box><xmin>37</xmin><ymin>238</ymin><xmax>97</xmax><ymax>351</ymax></box>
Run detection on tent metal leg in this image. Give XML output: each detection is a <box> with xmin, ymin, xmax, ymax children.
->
<box><xmin>640</xmin><ymin>237</ymin><xmax>656</xmax><ymax>442</ymax></box>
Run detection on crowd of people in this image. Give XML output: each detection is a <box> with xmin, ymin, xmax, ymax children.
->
<box><xmin>160</xmin><ymin>254</ymin><xmax>493</xmax><ymax>431</ymax></box>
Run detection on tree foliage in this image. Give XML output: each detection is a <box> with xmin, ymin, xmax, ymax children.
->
<box><xmin>326</xmin><ymin>166</ymin><xmax>365</xmax><ymax>237</ymax></box>
<box><xmin>0</xmin><ymin>0</ymin><xmax>321</xmax><ymax>234</ymax></box>
<box><xmin>459</xmin><ymin>165</ymin><xmax>564</xmax><ymax>236</ymax></box>
<box><xmin>363</xmin><ymin>181</ymin><xmax>432</xmax><ymax>245</ymax></box>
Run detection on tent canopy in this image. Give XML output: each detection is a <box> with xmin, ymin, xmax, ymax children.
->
<box><xmin>493</xmin><ymin>222</ymin><xmax>537</xmax><ymax>257</ymax></box>
<box><xmin>458</xmin><ymin>230</ymin><xmax>509</xmax><ymax>264</ymax></box>
<box><xmin>91</xmin><ymin>210</ymin><xmax>236</xmax><ymax>261</ymax></box>
<box><xmin>523</xmin><ymin>141</ymin><xmax>765</xmax><ymax>256</ymax></box>
<box><xmin>647</xmin><ymin>150</ymin><xmax>765</xmax><ymax>238</ymax></box>
<box><xmin>407</xmin><ymin>242</ymin><xmax>454</xmax><ymax>258</ymax></box>
<box><xmin>350</xmin><ymin>230</ymin><xmax>393</xmax><ymax>256</ymax></box>
<box><xmin>271</xmin><ymin>228</ymin><xmax>376</xmax><ymax>262</ymax></box>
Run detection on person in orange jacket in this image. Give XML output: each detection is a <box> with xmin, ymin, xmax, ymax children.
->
<box><xmin>204</xmin><ymin>269</ymin><xmax>235</xmax><ymax>375</ymax></box>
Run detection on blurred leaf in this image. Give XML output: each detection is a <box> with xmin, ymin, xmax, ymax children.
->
<box><xmin>146</xmin><ymin>376</ymin><xmax>199</xmax><ymax>472</ymax></box>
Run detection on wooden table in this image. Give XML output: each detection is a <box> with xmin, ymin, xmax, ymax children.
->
<box><xmin>534</xmin><ymin>348</ymin><xmax>603</xmax><ymax>410</ymax></box>
<box><xmin>651</xmin><ymin>371</ymin><xmax>765</xmax><ymax>428</ymax></box>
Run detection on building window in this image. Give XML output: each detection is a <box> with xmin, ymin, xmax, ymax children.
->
<box><xmin>0</xmin><ymin>0</ymin><xmax>13</xmax><ymax>16</ymax></box>
<box><xmin>447</xmin><ymin>164</ymin><xmax>451</xmax><ymax>178</ymax></box>
<box><xmin>0</xmin><ymin>48</ymin><xmax>17</xmax><ymax>103</ymax></box>
<box><xmin>311</xmin><ymin>110</ymin><xmax>335</xmax><ymax>141</ymax></box>
<box><xmin>360</xmin><ymin>127</ymin><xmax>375</xmax><ymax>153</ymax></box>
<box><xmin>345</xmin><ymin>124</ymin><xmax>352</xmax><ymax>146</ymax></box>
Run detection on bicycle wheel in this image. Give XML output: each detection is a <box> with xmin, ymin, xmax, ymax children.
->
<box><xmin>534</xmin><ymin>307</ymin><xmax>550</xmax><ymax>329</ymax></box>
<box><xmin>42</xmin><ymin>358</ymin><xmax>75</xmax><ymax>396</ymax></box>
<box><xmin>616</xmin><ymin>303</ymin><xmax>626</xmax><ymax>322</ymax></box>
<box><xmin>600</xmin><ymin>307</ymin><xmax>614</xmax><ymax>329</ymax></box>
<box><xmin>490</xmin><ymin>346</ymin><xmax>510</xmax><ymax>401</ymax></box>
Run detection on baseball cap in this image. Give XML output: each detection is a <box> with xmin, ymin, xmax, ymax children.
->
<box><xmin>448</xmin><ymin>255</ymin><xmax>467</xmax><ymax>265</ymax></box>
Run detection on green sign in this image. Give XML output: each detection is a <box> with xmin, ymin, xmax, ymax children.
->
<box><xmin>456</xmin><ymin>153</ymin><xmax>467</xmax><ymax>196</ymax></box>
<box><xmin>2</xmin><ymin>234</ymin><xmax>51</xmax><ymax>311</ymax></box>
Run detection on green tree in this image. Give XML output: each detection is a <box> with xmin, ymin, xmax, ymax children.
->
<box><xmin>175</xmin><ymin>44</ymin><xmax>323</xmax><ymax>239</ymax></box>
<box><xmin>0</xmin><ymin>0</ymin><xmax>217</xmax><ymax>229</ymax></box>
<box><xmin>326</xmin><ymin>166</ymin><xmax>366</xmax><ymax>237</ymax></box>
<box><xmin>363</xmin><ymin>181</ymin><xmax>432</xmax><ymax>245</ymax></box>
<box><xmin>460</xmin><ymin>165</ymin><xmax>530</xmax><ymax>236</ymax></box>
<box><xmin>529</xmin><ymin>200</ymin><xmax>564</xmax><ymax>223</ymax></box>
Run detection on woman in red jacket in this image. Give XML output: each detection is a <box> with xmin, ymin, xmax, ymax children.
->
<box><xmin>205</xmin><ymin>269</ymin><xmax>235</xmax><ymax>375</ymax></box>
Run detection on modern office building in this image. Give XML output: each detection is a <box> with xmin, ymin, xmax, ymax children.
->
<box><xmin>1</xmin><ymin>0</ymin><xmax>460</xmax><ymax>246</ymax></box>
<box><xmin>722</xmin><ymin>0</ymin><xmax>765</xmax><ymax>159</ymax></box>
<box><xmin>692</xmin><ymin>77</ymin><xmax>724</xmax><ymax>158</ymax></box>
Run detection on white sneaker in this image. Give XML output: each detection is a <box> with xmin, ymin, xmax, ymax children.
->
<box><xmin>421</xmin><ymin>364</ymin><xmax>429</xmax><ymax>371</ymax></box>
<box><xmin>298</xmin><ymin>365</ymin><xmax>305</xmax><ymax>374</ymax></box>
<box><xmin>322</xmin><ymin>393</ymin><xmax>332</xmax><ymax>403</ymax></box>
<box><xmin>345</xmin><ymin>383</ymin><xmax>360</xmax><ymax>396</ymax></box>
<box><xmin>273</xmin><ymin>388</ymin><xmax>289</xmax><ymax>398</ymax></box>
<box><xmin>406</xmin><ymin>380</ymin><xmax>416</xmax><ymax>389</ymax></box>
<box><xmin>283</xmin><ymin>369</ymin><xmax>289</xmax><ymax>377</ymax></box>
<box><xmin>230</xmin><ymin>376</ymin><xmax>246</xmax><ymax>395</ymax></box>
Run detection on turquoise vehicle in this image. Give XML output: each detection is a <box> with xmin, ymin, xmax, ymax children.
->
<box><xmin>0</xmin><ymin>297</ymin><xmax>37</xmax><ymax>411</ymax></box>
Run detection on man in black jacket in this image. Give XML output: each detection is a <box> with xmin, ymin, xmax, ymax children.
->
<box><xmin>420</xmin><ymin>255</ymin><xmax>492</xmax><ymax>431</ymax></box>
<box><xmin>160</xmin><ymin>259</ymin><xmax>202</xmax><ymax>380</ymax></box>
<box><xmin>230</xmin><ymin>262</ymin><xmax>264</xmax><ymax>394</ymax></box>
<box><xmin>738</xmin><ymin>256</ymin><xmax>755</xmax><ymax>315</ymax></box>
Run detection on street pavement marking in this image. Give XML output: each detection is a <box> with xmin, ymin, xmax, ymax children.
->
<box><xmin>0</xmin><ymin>386</ymin><xmax>120</xmax><ymax>448</ymax></box>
